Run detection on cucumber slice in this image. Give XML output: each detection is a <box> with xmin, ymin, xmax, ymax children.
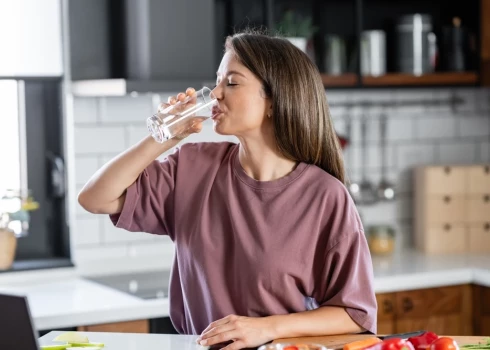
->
<box><xmin>40</xmin><ymin>345</ymin><xmax>70</xmax><ymax>350</ymax></box>
<box><xmin>68</xmin><ymin>343</ymin><xmax>105</xmax><ymax>348</ymax></box>
<box><xmin>53</xmin><ymin>332</ymin><xmax>89</xmax><ymax>343</ymax></box>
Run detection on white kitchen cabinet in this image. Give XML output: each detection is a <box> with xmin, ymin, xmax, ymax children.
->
<box><xmin>0</xmin><ymin>0</ymin><xmax>63</xmax><ymax>77</ymax></box>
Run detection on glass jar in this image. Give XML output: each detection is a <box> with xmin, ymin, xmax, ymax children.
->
<box><xmin>366</xmin><ymin>225</ymin><xmax>395</xmax><ymax>255</ymax></box>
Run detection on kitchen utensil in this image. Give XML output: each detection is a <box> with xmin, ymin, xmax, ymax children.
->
<box><xmin>396</xmin><ymin>14</ymin><xmax>437</xmax><ymax>75</ymax></box>
<box><xmin>324</xmin><ymin>34</ymin><xmax>347</xmax><ymax>76</ymax></box>
<box><xmin>377</xmin><ymin>113</ymin><xmax>396</xmax><ymax>201</ymax></box>
<box><xmin>345</xmin><ymin>113</ymin><xmax>361</xmax><ymax>202</ymax></box>
<box><xmin>441</xmin><ymin>17</ymin><xmax>468</xmax><ymax>71</ymax></box>
<box><xmin>361</xmin><ymin>30</ymin><xmax>386</xmax><ymax>76</ymax></box>
<box><xmin>358</xmin><ymin>115</ymin><xmax>378</xmax><ymax>205</ymax></box>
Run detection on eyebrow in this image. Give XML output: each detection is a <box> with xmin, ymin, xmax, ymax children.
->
<box><xmin>216</xmin><ymin>70</ymin><xmax>247</xmax><ymax>78</ymax></box>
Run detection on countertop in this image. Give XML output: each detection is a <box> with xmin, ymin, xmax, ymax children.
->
<box><xmin>39</xmin><ymin>331</ymin><xmax>206</xmax><ymax>350</ymax></box>
<box><xmin>1</xmin><ymin>249</ymin><xmax>489</xmax><ymax>332</ymax></box>
<box><xmin>38</xmin><ymin>332</ymin><xmax>489</xmax><ymax>350</ymax></box>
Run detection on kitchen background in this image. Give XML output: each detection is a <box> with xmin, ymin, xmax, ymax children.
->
<box><xmin>71</xmin><ymin>88</ymin><xmax>490</xmax><ymax>274</ymax></box>
<box><xmin>0</xmin><ymin>0</ymin><xmax>489</xmax><ymax>339</ymax></box>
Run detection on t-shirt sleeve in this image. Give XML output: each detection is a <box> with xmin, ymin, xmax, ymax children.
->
<box><xmin>109</xmin><ymin>148</ymin><xmax>180</xmax><ymax>240</ymax></box>
<box><xmin>318</xmin><ymin>230</ymin><xmax>378</xmax><ymax>334</ymax></box>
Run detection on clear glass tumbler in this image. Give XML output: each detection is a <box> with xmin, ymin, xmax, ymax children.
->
<box><xmin>147</xmin><ymin>87</ymin><xmax>217</xmax><ymax>143</ymax></box>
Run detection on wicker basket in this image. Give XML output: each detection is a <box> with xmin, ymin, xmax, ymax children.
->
<box><xmin>0</xmin><ymin>228</ymin><xmax>17</xmax><ymax>270</ymax></box>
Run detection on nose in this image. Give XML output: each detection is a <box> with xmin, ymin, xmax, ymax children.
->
<box><xmin>211</xmin><ymin>83</ymin><xmax>223</xmax><ymax>100</ymax></box>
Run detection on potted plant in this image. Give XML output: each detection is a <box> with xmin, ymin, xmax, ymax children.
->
<box><xmin>276</xmin><ymin>10</ymin><xmax>318</xmax><ymax>53</ymax></box>
<box><xmin>0</xmin><ymin>190</ymin><xmax>39</xmax><ymax>270</ymax></box>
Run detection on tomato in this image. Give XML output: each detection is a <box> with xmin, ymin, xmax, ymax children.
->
<box><xmin>429</xmin><ymin>337</ymin><xmax>459</xmax><ymax>350</ymax></box>
<box><xmin>381</xmin><ymin>338</ymin><xmax>416</xmax><ymax>350</ymax></box>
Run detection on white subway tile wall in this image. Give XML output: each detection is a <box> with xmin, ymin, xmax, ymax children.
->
<box><xmin>71</xmin><ymin>88</ymin><xmax>490</xmax><ymax>272</ymax></box>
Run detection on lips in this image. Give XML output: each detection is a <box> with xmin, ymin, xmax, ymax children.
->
<box><xmin>211</xmin><ymin>105</ymin><xmax>223</xmax><ymax>118</ymax></box>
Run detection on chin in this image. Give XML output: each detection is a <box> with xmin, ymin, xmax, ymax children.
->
<box><xmin>213</xmin><ymin>122</ymin><xmax>233</xmax><ymax>136</ymax></box>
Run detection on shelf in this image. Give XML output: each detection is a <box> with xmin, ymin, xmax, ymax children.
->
<box><xmin>362</xmin><ymin>72</ymin><xmax>479</xmax><ymax>86</ymax></box>
<box><xmin>321</xmin><ymin>73</ymin><xmax>358</xmax><ymax>87</ymax></box>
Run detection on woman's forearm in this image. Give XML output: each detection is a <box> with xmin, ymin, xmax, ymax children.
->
<box><xmin>78</xmin><ymin>135</ymin><xmax>180</xmax><ymax>214</ymax></box>
<box><xmin>270</xmin><ymin>306</ymin><xmax>363</xmax><ymax>339</ymax></box>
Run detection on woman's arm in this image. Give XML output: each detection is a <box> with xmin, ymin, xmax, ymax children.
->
<box><xmin>198</xmin><ymin>307</ymin><xmax>363</xmax><ymax>350</ymax></box>
<box><xmin>270</xmin><ymin>306</ymin><xmax>363</xmax><ymax>338</ymax></box>
<box><xmin>78</xmin><ymin>135</ymin><xmax>180</xmax><ymax>215</ymax></box>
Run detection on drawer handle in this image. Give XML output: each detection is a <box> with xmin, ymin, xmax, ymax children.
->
<box><xmin>402</xmin><ymin>297</ymin><xmax>414</xmax><ymax>312</ymax></box>
<box><xmin>484</xmin><ymin>166</ymin><xmax>489</xmax><ymax>174</ymax></box>
<box><xmin>484</xmin><ymin>195</ymin><xmax>490</xmax><ymax>203</ymax></box>
<box><xmin>383</xmin><ymin>300</ymin><xmax>393</xmax><ymax>314</ymax></box>
<box><xmin>443</xmin><ymin>195</ymin><xmax>452</xmax><ymax>203</ymax></box>
<box><xmin>484</xmin><ymin>223</ymin><xmax>490</xmax><ymax>231</ymax></box>
<box><xmin>444</xmin><ymin>167</ymin><xmax>452</xmax><ymax>175</ymax></box>
<box><xmin>444</xmin><ymin>223</ymin><xmax>452</xmax><ymax>231</ymax></box>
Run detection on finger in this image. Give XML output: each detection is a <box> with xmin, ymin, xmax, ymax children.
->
<box><xmin>177</xmin><ymin>92</ymin><xmax>186</xmax><ymax>102</ymax></box>
<box><xmin>200</xmin><ymin>330</ymin><xmax>240</xmax><ymax>347</ymax></box>
<box><xmin>201</xmin><ymin>315</ymin><xmax>234</xmax><ymax>335</ymax></box>
<box><xmin>186</xmin><ymin>87</ymin><xmax>196</xmax><ymax>96</ymax></box>
<box><xmin>191</xmin><ymin>122</ymin><xmax>203</xmax><ymax>134</ymax></box>
<box><xmin>167</xmin><ymin>96</ymin><xmax>177</xmax><ymax>105</ymax></box>
<box><xmin>222</xmin><ymin>340</ymin><xmax>247</xmax><ymax>350</ymax></box>
<box><xmin>158</xmin><ymin>102</ymin><xmax>170</xmax><ymax>113</ymax></box>
<box><xmin>200</xmin><ymin>323</ymin><xmax>235</xmax><ymax>341</ymax></box>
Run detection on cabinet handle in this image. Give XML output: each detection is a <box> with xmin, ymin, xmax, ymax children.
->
<box><xmin>402</xmin><ymin>297</ymin><xmax>414</xmax><ymax>312</ymax></box>
<box><xmin>383</xmin><ymin>300</ymin><xmax>393</xmax><ymax>314</ymax></box>
<box><xmin>444</xmin><ymin>223</ymin><xmax>452</xmax><ymax>231</ymax></box>
<box><xmin>484</xmin><ymin>223</ymin><xmax>490</xmax><ymax>231</ymax></box>
<box><xmin>444</xmin><ymin>166</ymin><xmax>452</xmax><ymax>175</ymax></box>
<box><xmin>484</xmin><ymin>165</ymin><xmax>489</xmax><ymax>174</ymax></box>
<box><xmin>484</xmin><ymin>195</ymin><xmax>490</xmax><ymax>203</ymax></box>
<box><xmin>443</xmin><ymin>195</ymin><xmax>452</xmax><ymax>203</ymax></box>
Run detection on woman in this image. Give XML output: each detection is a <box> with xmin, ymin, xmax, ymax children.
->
<box><xmin>78</xmin><ymin>30</ymin><xmax>377</xmax><ymax>350</ymax></box>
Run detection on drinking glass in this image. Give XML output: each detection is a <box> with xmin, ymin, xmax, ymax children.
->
<box><xmin>147</xmin><ymin>87</ymin><xmax>217</xmax><ymax>143</ymax></box>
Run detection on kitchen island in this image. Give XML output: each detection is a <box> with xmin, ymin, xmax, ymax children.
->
<box><xmin>38</xmin><ymin>332</ymin><xmax>489</xmax><ymax>350</ymax></box>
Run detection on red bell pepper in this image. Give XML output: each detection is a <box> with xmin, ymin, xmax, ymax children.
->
<box><xmin>408</xmin><ymin>332</ymin><xmax>439</xmax><ymax>350</ymax></box>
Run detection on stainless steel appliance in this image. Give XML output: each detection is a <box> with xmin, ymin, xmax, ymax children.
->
<box><xmin>396</xmin><ymin>14</ymin><xmax>437</xmax><ymax>75</ymax></box>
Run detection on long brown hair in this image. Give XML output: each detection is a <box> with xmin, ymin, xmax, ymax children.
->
<box><xmin>224</xmin><ymin>30</ymin><xmax>346</xmax><ymax>184</ymax></box>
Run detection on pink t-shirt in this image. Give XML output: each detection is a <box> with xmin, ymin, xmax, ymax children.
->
<box><xmin>110</xmin><ymin>142</ymin><xmax>377</xmax><ymax>335</ymax></box>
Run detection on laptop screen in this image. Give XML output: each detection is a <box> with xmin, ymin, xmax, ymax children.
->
<box><xmin>0</xmin><ymin>293</ymin><xmax>39</xmax><ymax>349</ymax></box>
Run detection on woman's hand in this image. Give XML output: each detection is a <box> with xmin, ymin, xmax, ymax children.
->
<box><xmin>158</xmin><ymin>87</ymin><xmax>205</xmax><ymax>140</ymax></box>
<box><xmin>197</xmin><ymin>314</ymin><xmax>277</xmax><ymax>350</ymax></box>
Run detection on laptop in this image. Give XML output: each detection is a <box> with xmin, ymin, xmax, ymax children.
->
<box><xmin>0</xmin><ymin>293</ymin><xmax>40</xmax><ymax>349</ymax></box>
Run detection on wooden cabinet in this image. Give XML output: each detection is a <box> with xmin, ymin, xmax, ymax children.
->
<box><xmin>376</xmin><ymin>285</ymin><xmax>472</xmax><ymax>335</ymax></box>
<box><xmin>473</xmin><ymin>285</ymin><xmax>490</xmax><ymax>336</ymax></box>
<box><xmin>376</xmin><ymin>293</ymin><xmax>396</xmax><ymax>334</ymax></box>
<box><xmin>77</xmin><ymin>319</ymin><xmax>149</xmax><ymax>333</ymax></box>
<box><xmin>415</xmin><ymin>165</ymin><xmax>490</xmax><ymax>255</ymax></box>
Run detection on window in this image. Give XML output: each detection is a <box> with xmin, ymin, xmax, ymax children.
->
<box><xmin>0</xmin><ymin>78</ymin><xmax>70</xmax><ymax>266</ymax></box>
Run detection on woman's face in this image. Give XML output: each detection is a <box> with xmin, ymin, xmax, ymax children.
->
<box><xmin>211</xmin><ymin>51</ymin><xmax>272</xmax><ymax>137</ymax></box>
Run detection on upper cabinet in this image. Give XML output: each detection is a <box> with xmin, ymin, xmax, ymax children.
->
<box><xmin>0</xmin><ymin>0</ymin><xmax>63</xmax><ymax>78</ymax></box>
<box><xmin>220</xmin><ymin>0</ymin><xmax>489</xmax><ymax>88</ymax></box>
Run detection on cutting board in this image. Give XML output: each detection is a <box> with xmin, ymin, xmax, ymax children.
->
<box><xmin>273</xmin><ymin>334</ymin><xmax>489</xmax><ymax>349</ymax></box>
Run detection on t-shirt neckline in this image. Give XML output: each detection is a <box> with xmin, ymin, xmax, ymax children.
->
<box><xmin>232</xmin><ymin>144</ymin><xmax>309</xmax><ymax>190</ymax></box>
